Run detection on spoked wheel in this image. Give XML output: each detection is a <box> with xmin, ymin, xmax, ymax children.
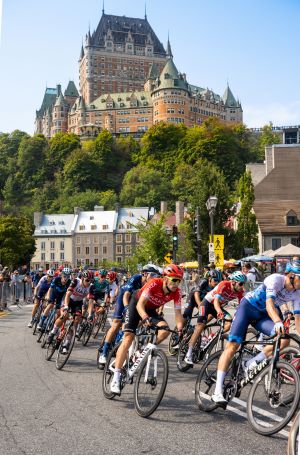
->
<box><xmin>100</xmin><ymin>310</ymin><xmax>108</xmax><ymax>331</ymax></box>
<box><xmin>41</xmin><ymin>317</ymin><xmax>55</xmax><ymax>349</ymax></box>
<box><xmin>195</xmin><ymin>350</ymin><xmax>222</xmax><ymax>412</ymax></box>
<box><xmin>287</xmin><ymin>410</ymin><xmax>300</xmax><ymax>455</ymax></box>
<box><xmin>55</xmin><ymin>326</ymin><xmax>76</xmax><ymax>370</ymax></box>
<box><xmin>134</xmin><ymin>349</ymin><xmax>168</xmax><ymax>418</ymax></box>
<box><xmin>247</xmin><ymin>360</ymin><xmax>300</xmax><ymax>435</ymax></box>
<box><xmin>45</xmin><ymin>338</ymin><xmax>58</xmax><ymax>361</ymax></box>
<box><xmin>82</xmin><ymin>320</ymin><xmax>94</xmax><ymax>346</ymax></box>
<box><xmin>36</xmin><ymin>326</ymin><xmax>45</xmax><ymax>343</ymax></box>
<box><xmin>97</xmin><ymin>327</ymin><xmax>109</xmax><ymax>370</ymax></box>
<box><xmin>102</xmin><ymin>343</ymin><xmax>120</xmax><ymax>399</ymax></box>
<box><xmin>168</xmin><ymin>326</ymin><xmax>180</xmax><ymax>356</ymax></box>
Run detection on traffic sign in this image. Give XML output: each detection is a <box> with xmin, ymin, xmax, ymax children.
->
<box><xmin>214</xmin><ymin>235</ymin><xmax>224</xmax><ymax>251</ymax></box>
<box><xmin>209</xmin><ymin>251</ymin><xmax>215</xmax><ymax>262</ymax></box>
<box><xmin>164</xmin><ymin>253</ymin><xmax>173</xmax><ymax>264</ymax></box>
<box><xmin>209</xmin><ymin>242</ymin><xmax>214</xmax><ymax>253</ymax></box>
<box><xmin>214</xmin><ymin>251</ymin><xmax>224</xmax><ymax>269</ymax></box>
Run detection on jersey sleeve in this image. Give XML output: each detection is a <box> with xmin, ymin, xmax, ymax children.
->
<box><xmin>264</xmin><ymin>275</ymin><xmax>281</xmax><ymax>301</ymax></box>
<box><xmin>173</xmin><ymin>288</ymin><xmax>182</xmax><ymax>310</ymax></box>
<box><xmin>67</xmin><ymin>279</ymin><xmax>78</xmax><ymax>293</ymax></box>
<box><xmin>213</xmin><ymin>281</ymin><xmax>228</xmax><ymax>300</ymax></box>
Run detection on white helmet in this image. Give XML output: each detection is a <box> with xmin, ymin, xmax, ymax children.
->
<box><xmin>46</xmin><ymin>269</ymin><xmax>55</xmax><ymax>277</ymax></box>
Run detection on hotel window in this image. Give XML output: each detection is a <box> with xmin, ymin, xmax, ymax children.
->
<box><xmin>50</xmin><ymin>241</ymin><xmax>55</xmax><ymax>249</ymax></box>
<box><xmin>271</xmin><ymin>238</ymin><xmax>281</xmax><ymax>250</ymax></box>
<box><xmin>102</xmin><ymin>225</ymin><xmax>108</xmax><ymax>230</ymax></box>
<box><xmin>60</xmin><ymin>241</ymin><xmax>64</xmax><ymax>250</ymax></box>
<box><xmin>125</xmin><ymin>245</ymin><xmax>131</xmax><ymax>254</ymax></box>
<box><xmin>103</xmin><ymin>246</ymin><xmax>107</xmax><ymax>255</ymax></box>
<box><xmin>79</xmin><ymin>225</ymin><xmax>85</xmax><ymax>231</ymax></box>
<box><xmin>76</xmin><ymin>247</ymin><xmax>81</xmax><ymax>254</ymax></box>
<box><xmin>125</xmin><ymin>234</ymin><xmax>131</xmax><ymax>243</ymax></box>
<box><xmin>50</xmin><ymin>253</ymin><xmax>55</xmax><ymax>261</ymax></box>
<box><xmin>41</xmin><ymin>253</ymin><xmax>45</xmax><ymax>261</ymax></box>
<box><xmin>60</xmin><ymin>252</ymin><xmax>64</xmax><ymax>260</ymax></box>
<box><xmin>85</xmin><ymin>247</ymin><xmax>90</xmax><ymax>255</ymax></box>
<box><xmin>116</xmin><ymin>234</ymin><xmax>122</xmax><ymax>243</ymax></box>
<box><xmin>116</xmin><ymin>257</ymin><xmax>122</xmax><ymax>263</ymax></box>
<box><xmin>94</xmin><ymin>258</ymin><xmax>99</xmax><ymax>266</ymax></box>
<box><xmin>41</xmin><ymin>241</ymin><xmax>45</xmax><ymax>251</ymax></box>
<box><xmin>116</xmin><ymin>245</ymin><xmax>122</xmax><ymax>254</ymax></box>
<box><xmin>94</xmin><ymin>246</ymin><xmax>99</xmax><ymax>254</ymax></box>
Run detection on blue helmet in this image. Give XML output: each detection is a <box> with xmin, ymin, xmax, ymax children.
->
<box><xmin>289</xmin><ymin>261</ymin><xmax>300</xmax><ymax>275</ymax></box>
<box><xmin>208</xmin><ymin>270</ymin><xmax>222</xmax><ymax>282</ymax></box>
<box><xmin>229</xmin><ymin>271</ymin><xmax>247</xmax><ymax>283</ymax></box>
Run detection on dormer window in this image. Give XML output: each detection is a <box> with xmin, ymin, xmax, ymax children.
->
<box><xmin>79</xmin><ymin>225</ymin><xmax>85</xmax><ymax>231</ymax></box>
<box><xmin>286</xmin><ymin>210</ymin><xmax>298</xmax><ymax>226</ymax></box>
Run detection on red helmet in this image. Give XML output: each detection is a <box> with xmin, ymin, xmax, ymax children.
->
<box><xmin>107</xmin><ymin>271</ymin><xmax>117</xmax><ymax>281</ymax></box>
<box><xmin>163</xmin><ymin>264</ymin><xmax>184</xmax><ymax>279</ymax></box>
<box><xmin>82</xmin><ymin>270</ymin><xmax>94</xmax><ymax>281</ymax></box>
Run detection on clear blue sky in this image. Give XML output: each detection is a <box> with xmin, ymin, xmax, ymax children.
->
<box><xmin>1</xmin><ymin>0</ymin><xmax>300</xmax><ymax>134</ymax></box>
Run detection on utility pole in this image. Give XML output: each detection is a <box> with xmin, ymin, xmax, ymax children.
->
<box><xmin>195</xmin><ymin>206</ymin><xmax>202</xmax><ymax>272</ymax></box>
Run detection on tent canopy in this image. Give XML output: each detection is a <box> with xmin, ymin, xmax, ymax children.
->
<box><xmin>272</xmin><ymin>243</ymin><xmax>300</xmax><ymax>257</ymax></box>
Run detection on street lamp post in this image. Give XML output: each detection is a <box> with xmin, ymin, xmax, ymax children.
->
<box><xmin>206</xmin><ymin>195</ymin><xmax>218</xmax><ymax>250</ymax></box>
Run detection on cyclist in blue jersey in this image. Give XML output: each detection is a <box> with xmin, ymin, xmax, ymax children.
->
<box><xmin>27</xmin><ymin>270</ymin><xmax>54</xmax><ymax>328</ymax></box>
<box><xmin>98</xmin><ymin>264</ymin><xmax>161</xmax><ymax>366</ymax></box>
<box><xmin>211</xmin><ymin>261</ymin><xmax>300</xmax><ymax>405</ymax></box>
<box><xmin>37</xmin><ymin>268</ymin><xmax>71</xmax><ymax>331</ymax></box>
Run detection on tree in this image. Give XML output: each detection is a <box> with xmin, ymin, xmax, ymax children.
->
<box><xmin>47</xmin><ymin>132</ymin><xmax>81</xmax><ymax>177</ymax></box>
<box><xmin>236</xmin><ymin>170</ymin><xmax>259</xmax><ymax>256</ymax></box>
<box><xmin>251</xmin><ymin>123</ymin><xmax>282</xmax><ymax>161</ymax></box>
<box><xmin>62</xmin><ymin>148</ymin><xmax>104</xmax><ymax>193</ymax></box>
<box><xmin>17</xmin><ymin>134</ymin><xmax>49</xmax><ymax>185</ymax></box>
<box><xmin>0</xmin><ymin>216</ymin><xmax>35</xmax><ymax>268</ymax></box>
<box><xmin>57</xmin><ymin>189</ymin><xmax>118</xmax><ymax>213</ymax></box>
<box><xmin>120</xmin><ymin>164</ymin><xmax>169</xmax><ymax>210</ymax></box>
<box><xmin>129</xmin><ymin>215</ymin><xmax>170</xmax><ymax>265</ymax></box>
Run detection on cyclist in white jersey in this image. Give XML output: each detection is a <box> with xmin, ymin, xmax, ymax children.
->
<box><xmin>211</xmin><ymin>261</ymin><xmax>300</xmax><ymax>405</ymax></box>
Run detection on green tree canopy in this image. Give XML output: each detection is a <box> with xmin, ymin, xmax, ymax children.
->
<box><xmin>236</xmin><ymin>170</ymin><xmax>258</xmax><ymax>256</ymax></box>
<box><xmin>0</xmin><ymin>216</ymin><xmax>35</xmax><ymax>268</ymax></box>
<box><xmin>62</xmin><ymin>148</ymin><xmax>104</xmax><ymax>193</ymax></box>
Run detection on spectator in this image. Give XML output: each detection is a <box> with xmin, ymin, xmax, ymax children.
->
<box><xmin>242</xmin><ymin>262</ymin><xmax>256</xmax><ymax>283</ymax></box>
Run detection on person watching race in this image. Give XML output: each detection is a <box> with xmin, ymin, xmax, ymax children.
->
<box><xmin>211</xmin><ymin>262</ymin><xmax>300</xmax><ymax>405</ymax></box>
<box><xmin>110</xmin><ymin>264</ymin><xmax>184</xmax><ymax>394</ymax></box>
<box><xmin>184</xmin><ymin>270</ymin><xmax>245</xmax><ymax>365</ymax></box>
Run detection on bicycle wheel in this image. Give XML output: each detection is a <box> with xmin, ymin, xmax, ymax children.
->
<box><xmin>82</xmin><ymin>320</ymin><xmax>94</xmax><ymax>346</ymax></box>
<box><xmin>247</xmin><ymin>360</ymin><xmax>300</xmax><ymax>435</ymax></box>
<box><xmin>195</xmin><ymin>350</ymin><xmax>221</xmax><ymax>412</ymax></box>
<box><xmin>102</xmin><ymin>343</ymin><xmax>120</xmax><ymax>399</ymax></box>
<box><xmin>287</xmin><ymin>410</ymin><xmax>300</xmax><ymax>455</ymax></box>
<box><xmin>41</xmin><ymin>315</ymin><xmax>55</xmax><ymax>349</ymax></box>
<box><xmin>176</xmin><ymin>335</ymin><xmax>193</xmax><ymax>372</ymax></box>
<box><xmin>55</xmin><ymin>326</ymin><xmax>76</xmax><ymax>370</ymax></box>
<box><xmin>134</xmin><ymin>349</ymin><xmax>168</xmax><ymax>418</ymax></box>
<box><xmin>32</xmin><ymin>305</ymin><xmax>43</xmax><ymax>335</ymax></box>
<box><xmin>168</xmin><ymin>326</ymin><xmax>179</xmax><ymax>356</ymax></box>
<box><xmin>45</xmin><ymin>338</ymin><xmax>57</xmax><ymax>361</ymax></box>
<box><xmin>100</xmin><ymin>310</ymin><xmax>108</xmax><ymax>331</ymax></box>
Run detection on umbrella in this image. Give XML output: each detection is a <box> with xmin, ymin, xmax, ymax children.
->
<box><xmin>179</xmin><ymin>261</ymin><xmax>199</xmax><ymax>268</ymax></box>
<box><xmin>241</xmin><ymin>254</ymin><xmax>274</xmax><ymax>262</ymax></box>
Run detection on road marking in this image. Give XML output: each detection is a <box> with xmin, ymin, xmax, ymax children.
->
<box><xmin>0</xmin><ymin>312</ymin><xmax>9</xmax><ymax>318</ymax></box>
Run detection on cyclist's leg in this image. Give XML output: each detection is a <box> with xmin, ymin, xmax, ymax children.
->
<box><xmin>28</xmin><ymin>296</ymin><xmax>41</xmax><ymax>326</ymax></box>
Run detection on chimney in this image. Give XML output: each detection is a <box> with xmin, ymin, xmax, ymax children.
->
<box><xmin>115</xmin><ymin>202</ymin><xmax>121</xmax><ymax>212</ymax></box>
<box><xmin>74</xmin><ymin>207</ymin><xmax>82</xmax><ymax>215</ymax></box>
<box><xmin>175</xmin><ymin>201</ymin><xmax>184</xmax><ymax>226</ymax></box>
<box><xmin>33</xmin><ymin>211</ymin><xmax>43</xmax><ymax>227</ymax></box>
<box><xmin>94</xmin><ymin>205</ymin><xmax>104</xmax><ymax>211</ymax></box>
<box><xmin>160</xmin><ymin>201</ymin><xmax>168</xmax><ymax>213</ymax></box>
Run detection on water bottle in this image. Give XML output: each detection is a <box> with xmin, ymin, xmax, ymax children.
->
<box><xmin>200</xmin><ymin>335</ymin><xmax>208</xmax><ymax>349</ymax></box>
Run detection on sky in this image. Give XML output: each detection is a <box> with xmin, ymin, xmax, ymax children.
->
<box><xmin>1</xmin><ymin>0</ymin><xmax>300</xmax><ymax>134</ymax></box>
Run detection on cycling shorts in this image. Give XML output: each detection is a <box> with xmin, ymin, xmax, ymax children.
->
<box><xmin>197</xmin><ymin>298</ymin><xmax>231</xmax><ymax>324</ymax></box>
<box><xmin>228</xmin><ymin>297</ymin><xmax>282</xmax><ymax>344</ymax></box>
<box><xmin>183</xmin><ymin>300</ymin><xmax>198</xmax><ymax>320</ymax></box>
<box><xmin>48</xmin><ymin>290</ymin><xmax>64</xmax><ymax>310</ymax></box>
<box><xmin>69</xmin><ymin>299</ymin><xmax>83</xmax><ymax>316</ymax></box>
<box><xmin>112</xmin><ymin>291</ymin><xmax>125</xmax><ymax>320</ymax></box>
<box><xmin>123</xmin><ymin>291</ymin><xmax>166</xmax><ymax>334</ymax></box>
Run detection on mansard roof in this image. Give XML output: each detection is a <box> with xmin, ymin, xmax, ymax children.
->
<box><xmin>87</xmin><ymin>91</ymin><xmax>152</xmax><ymax>111</ymax></box>
<box><xmin>36</xmin><ymin>87</ymin><xmax>58</xmax><ymax>118</ymax></box>
<box><xmin>64</xmin><ymin>81</ymin><xmax>79</xmax><ymax>98</ymax></box>
<box><xmin>91</xmin><ymin>13</ymin><xmax>166</xmax><ymax>55</ymax></box>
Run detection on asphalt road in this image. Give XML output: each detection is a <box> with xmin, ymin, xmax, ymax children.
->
<box><xmin>0</xmin><ymin>304</ymin><xmax>290</xmax><ymax>455</ymax></box>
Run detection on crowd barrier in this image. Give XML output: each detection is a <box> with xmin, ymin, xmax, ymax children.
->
<box><xmin>0</xmin><ymin>276</ymin><xmax>33</xmax><ymax>310</ymax></box>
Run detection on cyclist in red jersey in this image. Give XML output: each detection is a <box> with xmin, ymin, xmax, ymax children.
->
<box><xmin>110</xmin><ymin>264</ymin><xmax>184</xmax><ymax>394</ymax></box>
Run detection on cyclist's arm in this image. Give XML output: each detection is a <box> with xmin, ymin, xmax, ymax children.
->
<box><xmin>194</xmin><ymin>291</ymin><xmax>202</xmax><ymax>307</ymax></box>
<box><xmin>266</xmin><ymin>297</ymin><xmax>281</xmax><ymax>323</ymax></box>
<box><xmin>122</xmin><ymin>290</ymin><xmax>131</xmax><ymax>307</ymax></box>
<box><xmin>136</xmin><ymin>295</ymin><xmax>149</xmax><ymax>320</ymax></box>
<box><xmin>64</xmin><ymin>290</ymin><xmax>72</xmax><ymax>308</ymax></box>
<box><xmin>213</xmin><ymin>296</ymin><xmax>223</xmax><ymax>316</ymax></box>
<box><xmin>174</xmin><ymin>308</ymin><xmax>184</xmax><ymax>332</ymax></box>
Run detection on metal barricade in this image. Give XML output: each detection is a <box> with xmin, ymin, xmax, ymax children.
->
<box><xmin>0</xmin><ymin>281</ymin><xmax>12</xmax><ymax>309</ymax></box>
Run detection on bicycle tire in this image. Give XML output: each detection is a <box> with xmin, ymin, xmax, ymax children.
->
<box><xmin>168</xmin><ymin>326</ymin><xmax>179</xmax><ymax>356</ymax></box>
<box><xmin>247</xmin><ymin>360</ymin><xmax>300</xmax><ymax>435</ymax></box>
<box><xmin>55</xmin><ymin>325</ymin><xmax>76</xmax><ymax>370</ymax></box>
<box><xmin>93</xmin><ymin>313</ymin><xmax>106</xmax><ymax>338</ymax></box>
<box><xmin>102</xmin><ymin>343</ymin><xmax>120</xmax><ymax>399</ymax></box>
<box><xmin>45</xmin><ymin>338</ymin><xmax>57</xmax><ymax>361</ymax></box>
<box><xmin>176</xmin><ymin>333</ymin><xmax>193</xmax><ymax>372</ymax></box>
<box><xmin>97</xmin><ymin>327</ymin><xmax>110</xmax><ymax>370</ymax></box>
<box><xmin>195</xmin><ymin>350</ymin><xmax>221</xmax><ymax>412</ymax></box>
<box><xmin>287</xmin><ymin>410</ymin><xmax>300</xmax><ymax>455</ymax></box>
<box><xmin>100</xmin><ymin>310</ymin><xmax>108</xmax><ymax>331</ymax></box>
<box><xmin>41</xmin><ymin>315</ymin><xmax>55</xmax><ymax>349</ymax></box>
<box><xmin>82</xmin><ymin>321</ymin><xmax>94</xmax><ymax>346</ymax></box>
<box><xmin>134</xmin><ymin>349</ymin><xmax>168</xmax><ymax>418</ymax></box>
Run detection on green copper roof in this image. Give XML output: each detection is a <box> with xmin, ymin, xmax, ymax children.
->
<box><xmin>147</xmin><ymin>62</ymin><xmax>159</xmax><ymax>79</ymax></box>
<box><xmin>153</xmin><ymin>58</ymin><xmax>189</xmax><ymax>92</ymax></box>
<box><xmin>64</xmin><ymin>81</ymin><xmax>79</xmax><ymax>98</ymax></box>
<box><xmin>223</xmin><ymin>85</ymin><xmax>238</xmax><ymax>107</ymax></box>
<box><xmin>87</xmin><ymin>91</ymin><xmax>152</xmax><ymax>111</ymax></box>
<box><xmin>54</xmin><ymin>93</ymin><xmax>66</xmax><ymax>107</ymax></box>
<box><xmin>36</xmin><ymin>87</ymin><xmax>58</xmax><ymax>117</ymax></box>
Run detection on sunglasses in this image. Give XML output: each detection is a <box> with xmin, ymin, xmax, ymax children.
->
<box><xmin>84</xmin><ymin>278</ymin><xmax>91</xmax><ymax>282</ymax></box>
<box><xmin>237</xmin><ymin>282</ymin><xmax>244</xmax><ymax>287</ymax></box>
<box><xmin>167</xmin><ymin>277</ymin><xmax>181</xmax><ymax>283</ymax></box>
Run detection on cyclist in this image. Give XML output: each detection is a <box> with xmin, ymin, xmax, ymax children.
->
<box><xmin>32</xmin><ymin>267</ymin><xmax>45</xmax><ymax>289</ymax></box>
<box><xmin>87</xmin><ymin>269</ymin><xmax>110</xmax><ymax>320</ymax></box>
<box><xmin>28</xmin><ymin>269</ymin><xmax>55</xmax><ymax>328</ymax></box>
<box><xmin>37</xmin><ymin>267</ymin><xmax>71</xmax><ymax>331</ymax></box>
<box><xmin>107</xmin><ymin>271</ymin><xmax>119</xmax><ymax>305</ymax></box>
<box><xmin>98</xmin><ymin>264</ymin><xmax>160</xmax><ymax>366</ymax></box>
<box><xmin>47</xmin><ymin>270</ymin><xmax>93</xmax><ymax>353</ymax></box>
<box><xmin>211</xmin><ymin>262</ymin><xmax>300</xmax><ymax>405</ymax></box>
<box><xmin>110</xmin><ymin>264</ymin><xmax>184</xmax><ymax>394</ymax></box>
<box><xmin>184</xmin><ymin>270</ymin><xmax>244</xmax><ymax>365</ymax></box>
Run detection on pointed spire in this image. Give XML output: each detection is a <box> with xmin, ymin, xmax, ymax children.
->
<box><xmin>166</xmin><ymin>33</ymin><xmax>173</xmax><ymax>58</ymax></box>
<box><xmin>87</xmin><ymin>28</ymin><xmax>92</xmax><ymax>46</ymax></box>
<box><xmin>145</xmin><ymin>2</ymin><xmax>147</xmax><ymax>20</ymax></box>
<box><xmin>80</xmin><ymin>41</ymin><xmax>84</xmax><ymax>60</ymax></box>
<box><xmin>102</xmin><ymin>0</ymin><xmax>105</xmax><ymax>15</ymax></box>
<box><xmin>223</xmin><ymin>83</ymin><xmax>238</xmax><ymax>108</ymax></box>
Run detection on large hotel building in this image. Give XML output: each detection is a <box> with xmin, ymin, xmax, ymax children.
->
<box><xmin>35</xmin><ymin>9</ymin><xmax>242</xmax><ymax>139</ymax></box>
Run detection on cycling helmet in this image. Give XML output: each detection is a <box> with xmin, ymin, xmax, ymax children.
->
<box><xmin>163</xmin><ymin>264</ymin><xmax>184</xmax><ymax>279</ymax></box>
<box><xmin>38</xmin><ymin>267</ymin><xmax>43</xmax><ymax>272</ymax></box>
<box><xmin>107</xmin><ymin>271</ymin><xmax>117</xmax><ymax>281</ymax></box>
<box><xmin>46</xmin><ymin>269</ymin><xmax>55</xmax><ymax>277</ymax></box>
<box><xmin>99</xmin><ymin>268</ymin><xmax>107</xmax><ymax>277</ymax></box>
<box><xmin>285</xmin><ymin>262</ymin><xmax>292</xmax><ymax>273</ymax></box>
<box><xmin>142</xmin><ymin>263</ymin><xmax>155</xmax><ymax>272</ymax></box>
<box><xmin>229</xmin><ymin>271</ymin><xmax>247</xmax><ymax>283</ymax></box>
<box><xmin>289</xmin><ymin>261</ymin><xmax>300</xmax><ymax>275</ymax></box>
<box><xmin>208</xmin><ymin>270</ymin><xmax>222</xmax><ymax>282</ymax></box>
<box><xmin>61</xmin><ymin>267</ymin><xmax>71</xmax><ymax>276</ymax></box>
<box><xmin>82</xmin><ymin>270</ymin><xmax>94</xmax><ymax>280</ymax></box>
<box><xmin>142</xmin><ymin>264</ymin><xmax>162</xmax><ymax>276</ymax></box>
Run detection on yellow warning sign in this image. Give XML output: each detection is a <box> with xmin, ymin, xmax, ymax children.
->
<box><xmin>164</xmin><ymin>253</ymin><xmax>173</xmax><ymax>264</ymax></box>
<box><xmin>214</xmin><ymin>235</ymin><xmax>224</xmax><ymax>251</ymax></box>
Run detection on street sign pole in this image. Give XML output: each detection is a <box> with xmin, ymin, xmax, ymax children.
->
<box><xmin>196</xmin><ymin>206</ymin><xmax>202</xmax><ymax>272</ymax></box>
